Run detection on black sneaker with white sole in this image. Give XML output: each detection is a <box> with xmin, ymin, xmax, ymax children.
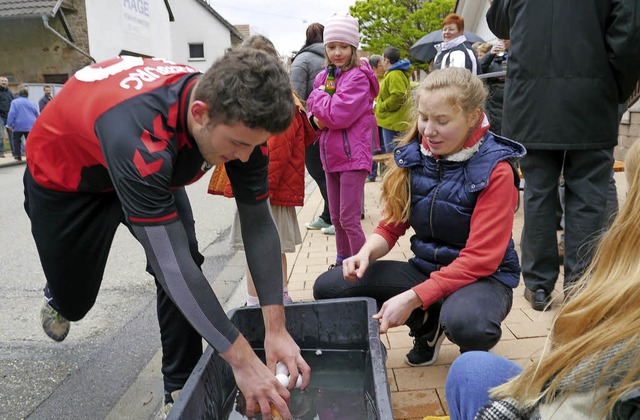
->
<box><xmin>405</xmin><ymin>322</ymin><xmax>446</xmax><ymax>366</ymax></box>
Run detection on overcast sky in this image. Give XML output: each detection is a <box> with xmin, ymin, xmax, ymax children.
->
<box><xmin>209</xmin><ymin>0</ymin><xmax>359</xmax><ymax>56</ymax></box>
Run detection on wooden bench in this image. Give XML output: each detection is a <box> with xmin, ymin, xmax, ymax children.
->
<box><xmin>372</xmin><ymin>152</ymin><xmax>393</xmax><ymax>164</ymax></box>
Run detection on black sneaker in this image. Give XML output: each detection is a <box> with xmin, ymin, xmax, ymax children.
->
<box><xmin>405</xmin><ymin>322</ymin><xmax>445</xmax><ymax>367</ymax></box>
<box><xmin>327</xmin><ymin>262</ymin><xmax>342</xmax><ymax>271</ymax></box>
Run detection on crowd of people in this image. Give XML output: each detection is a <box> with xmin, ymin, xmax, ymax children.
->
<box><xmin>10</xmin><ymin>1</ymin><xmax>640</xmax><ymax>419</ymax></box>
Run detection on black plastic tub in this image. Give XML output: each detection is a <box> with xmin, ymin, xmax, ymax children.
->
<box><xmin>168</xmin><ymin>297</ymin><xmax>393</xmax><ymax>419</ymax></box>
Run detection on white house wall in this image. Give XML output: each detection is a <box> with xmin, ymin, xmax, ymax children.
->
<box><xmin>170</xmin><ymin>1</ymin><xmax>233</xmax><ymax>72</ymax></box>
<box><xmin>85</xmin><ymin>0</ymin><xmax>173</xmax><ymax>61</ymax></box>
<box><xmin>456</xmin><ymin>0</ymin><xmax>496</xmax><ymax>43</ymax></box>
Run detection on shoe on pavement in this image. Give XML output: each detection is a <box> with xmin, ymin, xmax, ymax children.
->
<box><xmin>524</xmin><ymin>288</ymin><xmax>551</xmax><ymax>311</ymax></box>
<box><xmin>405</xmin><ymin>321</ymin><xmax>446</xmax><ymax>367</ymax></box>
<box><xmin>162</xmin><ymin>389</ymin><xmax>182</xmax><ymax>419</ymax></box>
<box><xmin>321</xmin><ymin>225</ymin><xmax>335</xmax><ymax>235</ymax></box>
<box><xmin>327</xmin><ymin>262</ymin><xmax>342</xmax><ymax>271</ymax></box>
<box><xmin>305</xmin><ymin>217</ymin><xmax>331</xmax><ymax>230</ymax></box>
<box><xmin>40</xmin><ymin>299</ymin><xmax>70</xmax><ymax>342</ymax></box>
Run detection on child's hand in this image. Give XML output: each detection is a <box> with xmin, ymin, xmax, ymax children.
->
<box><xmin>314</xmin><ymin>116</ymin><xmax>326</xmax><ymax>130</ymax></box>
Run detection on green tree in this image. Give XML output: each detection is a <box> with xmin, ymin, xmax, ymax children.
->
<box><xmin>349</xmin><ymin>0</ymin><xmax>455</xmax><ymax>62</ymax></box>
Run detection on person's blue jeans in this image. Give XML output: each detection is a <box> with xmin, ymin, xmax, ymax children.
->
<box><xmin>445</xmin><ymin>351</ymin><xmax>522</xmax><ymax>420</ymax></box>
<box><xmin>381</xmin><ymin>128</ymin><xmax>401</xmax><ymax>154</ymax></box>
<box><xmin>368</xmin><ymin>127</ymin><xmax>384</xmax><ymax>181</ymax></box>
<box><xmin>0</xmin><ymin>116</ymin><xmax>7</xmax><ymax>155</ymax></box>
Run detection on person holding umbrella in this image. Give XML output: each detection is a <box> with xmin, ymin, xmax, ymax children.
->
<box><xmin>432</xmin><ymin>14</ymin><xmax>480</xmax><ymax>75</ymax></box>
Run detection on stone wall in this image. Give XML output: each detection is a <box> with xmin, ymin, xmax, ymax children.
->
<box><xmin>0</xmin><ymin>0</ymin><xmax>92</xmax><ymax>87</ymax></box>
<box><xmin>616</xmin><ymin>101</ymin><xmax>640</xmax><ymax>161</ymax></box>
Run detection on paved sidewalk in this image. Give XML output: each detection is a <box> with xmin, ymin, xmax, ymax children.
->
<box><xmin>0</xmin><ymin>154</ymin><xmax>25</xmax><ymax>168</ymax></box>
<box><xmin>286</xmin><ymin>172</ymin><xmax>627</xmax><ymax>419</ymax></box>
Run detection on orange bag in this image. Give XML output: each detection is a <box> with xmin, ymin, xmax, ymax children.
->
<box><xmin>207</xmin><ymin>164</ymin><xmax>229</xmax><ymax>196</ymax></box>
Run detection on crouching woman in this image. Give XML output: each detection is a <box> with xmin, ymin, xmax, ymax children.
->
<box><xmin>313</xmin><ymin>67</ymin><xmax>525</xmax><ymax>366</ymax></box>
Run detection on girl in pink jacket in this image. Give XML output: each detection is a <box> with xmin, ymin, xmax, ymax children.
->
<box><xmin>307</xmin><ymin>13</ymin><xmax>380</xmax><ymax>268</ymax></box>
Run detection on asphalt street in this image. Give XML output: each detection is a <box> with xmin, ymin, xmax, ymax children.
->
<box><xmin>0</xmin><ymin>160</ymin><xmax>249</xmax><ymax>419</ymax></box>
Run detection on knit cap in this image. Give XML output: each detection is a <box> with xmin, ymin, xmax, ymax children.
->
<box><xmin>323</xmin><ymin>13</ymin><xmax>360</xmax><ymax>49</ymax></box>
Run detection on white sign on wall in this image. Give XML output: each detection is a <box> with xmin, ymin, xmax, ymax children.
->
<box><xmin>122</xmin><ymin>0</ymin><xmax>151</xmax><ymax>36</ymax></box>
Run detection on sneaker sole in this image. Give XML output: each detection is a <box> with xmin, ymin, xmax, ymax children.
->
<box><xmin>41</xmin><ymin>317</ymin><xmax>70</xmax><ymax>341</ymax></box>
<box><xmin>404</xmin><ymin>330</ymin><xmax>446</xmax><ymax>367</ymax></box>
<box><xmin>40</xmin><ymin>301</ymin><xmax>70</xmax><ymax>342</ymax></box>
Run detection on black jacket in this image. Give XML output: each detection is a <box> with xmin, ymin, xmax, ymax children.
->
<box><xmin>0</xmin><ymin>87</ymin><xmax>13</xmax><ymax>120</ymax></box>
<box><xmin>487</xmin><ymin>0</ymin><xmax>640</xmax><ymax>150</ymax></box>
<box><xmin>480</xmin><ymin>52</ymin><xmax>507</xmax><ymax>135</ymax></box>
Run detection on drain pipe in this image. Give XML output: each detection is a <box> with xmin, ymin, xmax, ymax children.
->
<box><xmin>42</xmin><ymin>14</ymin><xmax>96</xmax><ymax>63</ymax></box>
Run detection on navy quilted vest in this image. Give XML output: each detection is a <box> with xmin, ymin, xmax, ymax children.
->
<box><xmin>393</xmin><ymin>132</ymin><xmax>525</xmax><ymax>288</ymax></box>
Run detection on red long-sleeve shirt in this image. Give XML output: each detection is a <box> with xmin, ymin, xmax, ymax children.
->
<box><xmin>374</xmin><ymin>161</ymin><xmax>518</xmax><ymax>309</ymax></box>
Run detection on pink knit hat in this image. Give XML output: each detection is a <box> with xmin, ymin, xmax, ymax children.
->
<box><xmin>323</xmin><ymin>13</ymin><xmax>360</xmax><ymax>49</ymax></box>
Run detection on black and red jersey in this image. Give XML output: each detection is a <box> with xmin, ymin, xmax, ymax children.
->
<box><xmin>27</xmin><ymin>56</ymin><xmax>269</xmax><ymax>225</ymax></box>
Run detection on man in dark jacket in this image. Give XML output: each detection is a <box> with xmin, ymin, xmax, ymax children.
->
<box><xmin>0</xmin><ymin>76</ymin><xmax>13</xmax><ymax>157</ymax></box>
<box><xmin>487</xmin><ymin>0</ymin><xmax>640</xmax><ymax>310</ymax></box>
<box><xmin>38</xmin><ymin>85</ymin><xmax>53</xmax><ymax>112</ymax></box>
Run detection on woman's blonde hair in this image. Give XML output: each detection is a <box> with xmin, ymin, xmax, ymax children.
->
<box><xmin>380</xmin><ymin>68</ymin><xmax>486</xmax><ymax>223</ymax></box>
<box><xmin>324</xmin><ymin>45</ymin><xmax>361</xmax><ymax>72</ymax></box>
<box><xmin>491</xmin><ymin>140</ymin><xmax>640</xmax><ymax>415</ymax></box>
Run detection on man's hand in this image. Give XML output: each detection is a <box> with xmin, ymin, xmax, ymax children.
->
<box><xmin>221</xmin><ymin>334</ymin><xmax>292</xmax><ymax>419</ymax></box>
<box><xmin>372</xmin><ymin>290</ymin><xmax>423</xmax><ymax>333</ymax></box>
<box><xmin>262</xmin><ymin>305</ymin><xmax>311</xmax><ymax>391</ymax></box>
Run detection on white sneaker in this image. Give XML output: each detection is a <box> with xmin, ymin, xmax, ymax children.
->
<box><xmin>40</xmin><ymin>299</ymin><xmax>70</xmax><ymax>342</ymax></box>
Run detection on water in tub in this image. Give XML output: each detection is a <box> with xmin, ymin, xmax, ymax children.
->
<box><xmin>226</xmin><ymin>349</ymin><xmax>373</xmax><ymax>419</ymax></box>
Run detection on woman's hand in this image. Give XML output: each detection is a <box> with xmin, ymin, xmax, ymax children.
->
<box><xmin>342</xmin><ymin>234</ymin><xmax>391</xmax><ymax>281</ymax></box>
<box><xmin>373</xmin><ymin>290</ymin><xmax>423</xmax><ymax>333</ymax></box>
<box><xmin>341</xmin><ymin>252</ymin><xmax>370</xmax><ymax>281</ymax></box>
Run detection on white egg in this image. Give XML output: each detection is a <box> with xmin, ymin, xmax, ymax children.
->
<box><xmin>275</xmin><ymin>361</ymin><xmax>303</xmax><ymax>389</ymax></box>
<box><xmin>275</xmin><ymin>362</ymin><xmax>289</xmax><ymax>376</ymax></box>
<box><xmin>275</xmin><ymin>373</ymin><xmax>289</xmax><ymax>387</ymax></box>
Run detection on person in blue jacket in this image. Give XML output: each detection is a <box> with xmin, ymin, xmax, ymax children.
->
<box><xmin>7</xmin><ymin>86</ymin><xmax>38</xmax><ymax>161</ymax></box>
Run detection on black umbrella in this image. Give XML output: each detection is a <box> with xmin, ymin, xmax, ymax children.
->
<box><xmin>410</xmin><ymin>30</ymin><xmax>485</xmax><ymax>63</ymax></box>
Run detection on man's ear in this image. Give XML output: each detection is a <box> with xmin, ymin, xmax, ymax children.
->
<box><xmin>190</xmin><ymin>100</ymin><xmax>210</xmax><ymax>126</ymax></box>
